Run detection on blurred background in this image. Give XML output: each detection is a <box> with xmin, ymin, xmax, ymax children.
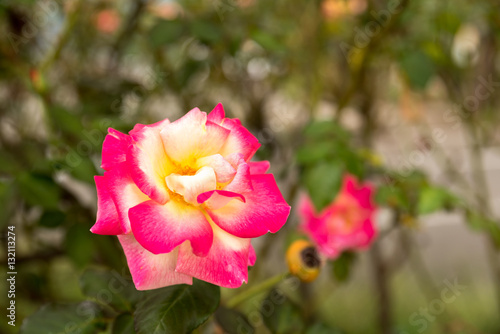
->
<box><xmin>1</xmin><ymin>0</ymin><xmax>500</xmax><ymax>333</ymax></box>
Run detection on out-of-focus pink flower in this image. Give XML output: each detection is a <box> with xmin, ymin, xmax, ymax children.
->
<box><xmin>91</xmin><ymin>104</ymin><xmax>290</xmax><ymax>289</ymax></box>
<box><xmin>95</xmin><ymin>9</ymin><xmax>120</xmax><ymax>34</ymax></box>
<box><xmin>299</xmin><ymin>175</ymin><xmax>376</xmax><ymax>259</ymax></box>
<box><xmin>148</xmin><ymin>1</ymin><xmax>182</xmax><ymax>20</ymax></box>
<box><xmin>321</xmin><ymin>0</ymin><xmax>367</xmax><ymax>20</ymax></box>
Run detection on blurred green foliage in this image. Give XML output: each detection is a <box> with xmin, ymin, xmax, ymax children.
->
<box><xmin>1</xmin><ymin>0</ymin><xmax>500</xmax><ymax>333</ymax></box>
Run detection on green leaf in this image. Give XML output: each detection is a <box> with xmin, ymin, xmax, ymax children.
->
<box><xmin>134</xmin><ymin>279</ymin><xmax>220</xmax><ymax>334</ymax></box>
<box><xmin>80</xmin><ymin>269</ymin><xmax>142</xmax><ymax>312</ymax></box>
<box><xmin>39</xmin><ymin>210</ymin><xmax>66</xmax><ymax>228</ymax></box>
<box><xmin>303</xmin><ymin>121</ymin><xmax>350</xmax><ymax>141</ymax></box>
<box><xmin>332</xmin><ymin>251</ymin><xmax>357</xmax><ymax>282</ymax></box>
<box><xmin>305</xmin><ymin>322</ymin><xmax>343</xmax><ymax>334</ymax></box>
<box><xmin>191</xmin><ymin>21</ymin><xmax>223</xmax><ymax>44</ymax></box>
<box><xmin>48</xmin><ymin>105</ymin><xmax>85</xmax><ymax>138</ymax></box>
<box><xmin>399</xmin><ymin>50</ymin><xmax>436</xmax><ymax>90</ymax></box>
<box><xmin>466</xmin><ymin>211</ymin><xmax>500</xmax><ymax>248</ymax></box>
<box><xmin>215</xmin><ymin>307</ymin><xmax>254</xmax><ymax>334</ymax></box>
<box><xmin>261</xmin><ymin>289</ymin><xmax>305</xmax><ymax>334</ymax></box>
<box><xmin>69</xmin><ymin>157</ymin><xmax>98</xmax><ymax>184</ymax></box>
<box><xmin>16</xmin><ymin>172</ymin><xmax>61</xmax><ymax>209</ymax></box>
<box><xmin>296</xmin><ymin>142</ymin><xmax>337</xmax><ymax>165</ymax></box>
<box><xmin>304</xmin><ymin>162</ymin><xmax>343</xmax><ymax>212</ymax></box>
<box><xmin>417</xmin><ymin>186</ymin><xmax>453</xmax><ymax>215</ymax></box>
<box><xmin>65</xmin><ymin>224</ymin><xmax>95</xmax><ymax>268</ymax></box>
<box><xmin>149</xmin><ymin>20</ymin><xmax>185</xmax><ymax>48</ymax></box>
<box><xmin>375</xmin><ymin>185</ymin><xmax>408</xmax><ymax>209</ymax></box>
<box><xmin>20</xmin><ymin>302</ymin><xmax>103</xmax><ymax>334</ymax></box>
<box><xmin>112</xmin><ymin>313</ymin><xmax>135</xmax><ymax>334</ymax></box>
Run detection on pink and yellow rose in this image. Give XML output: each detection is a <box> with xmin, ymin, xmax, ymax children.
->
<box><xmin>91</xmin><ymin>104</ymin><xmax>290</xmax><ymax>289</ymax></box>
<box><xmin>299</xmin><ymin>175</ymin><xmax>377</xmax><ymax>259</ymax></box>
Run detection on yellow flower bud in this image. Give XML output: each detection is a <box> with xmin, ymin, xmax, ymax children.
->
<box><xmin>286</xmin><ymin>240</ymin><xmax>321</xmax><ymax>283</ymax></box>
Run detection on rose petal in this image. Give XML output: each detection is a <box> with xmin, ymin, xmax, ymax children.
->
<box><xmin>248</xmin><ymin>161</ymin><xmax>270</xmax><ymax>174</ymax></box>
<box><xmin>223</xmin><ymin>154</ymin><xmax>253</xmax><ymax>194</ymax></box>
<box><xmin>105</xmin><ymin>164</ymin><xmax>150</xmax><ymax>234</ymax></box>
<box><xmin>101</xmin><ymin>128</ymin><xmax>130</xmax><ymax>171</ymax></box>
<box><xmin>176</xmin><ymin>223</ymin><xmax>251</xmax><ymax>288</ymax></box>
<box><xmin>160</xmin><ymin>108</ymin><xmax>230</xmax><ymax>164</ymax></box>
<box><xmin>195</xmin><ymin>154</ymin><xmax>236</xmax><ymax>183</ymax></box>
<box><xmin>207</xmin><ymin>174</ymin><xmax>291</xmax><ymax>238</ymax></box>
<box><xmin>127</xmin><ymin>122</ymin><xmax>174</xmax><ymax>204</ymax></box>
<box><xmin>207</xmin><ymin>103</ymin><xmax>225</xmax><ymax>124</ymax></box>
<box><xmin>129</xmin><ymin>200</ymin><xmax>213</xmax><ymax>256</ymax></box>
<box><xmin>118</xmin><ymin>234</ymin><xmax>192</xmax><ymax>290</ymax></box>
<box><xmin>197</xmin><ymin>190</ymin><xmax>245</xmax><ymax>210</ymax></box>
<box><xmin>90</xmin><ymin>175</ymin><xmax>123</xmax><ymax>235</ymax></box>
<box><xmin>165</xmin><ymin>166</ymin><xmax>217</xmax><ymax>205</ymax></box>
<box><xmin>219</xmin><ymin>118</ymin><xmax>260</xmax><ymax>161</ymax></box>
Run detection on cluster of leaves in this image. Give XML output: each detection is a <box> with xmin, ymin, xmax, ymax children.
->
<box><xmin>20</xmin><ymin>269</ymin><xmax>220</xmax><ymax>334</ymax></box>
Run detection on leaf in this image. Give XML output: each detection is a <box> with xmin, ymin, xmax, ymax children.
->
<box><xmin>417</xmin><ymin>186</ymin><xmax>453</xmax><ymax>215</ymax></box>
<box><xmin>134</xmin><ymin>279</ymin><xmax>220</xmax><ymax>334</ymax></box>
<box><xmin>39</xmin><ymin>210</ymin><xmax>66</xmax><ymax>228</ymax></box>
<box><xmin>399</xmin><ymin>50</ymin><xmax>436</xmax><ymax>90</ymax></box>
<box><xmin>112</xmin><ymin>313</ymin><xmax>135</xmax><ymax>334</ymax></box>
<box><xmin>304</xmin><ymin>162</ymin><xmax>343</xmax><ymax>212</ymax></box>
<box><xmin>215</xmin><ymin>307</ymin><xmax>254</xmax><ymax>334</ymax></box>
<box><xmin>20</xmin><ymin>302</ymin><xmax>103</xmax><ymax>334</ymax></box>
<box><xmin>296</xmin><ymin>142</ymin><xmax>337</xmax><ymax>165</ymax></box>
<box><xmin>48</xmin><ymin>105</ymin><xmax>85</xmax><ymax>139</ymax></box>
<box><xmin>375</xmin><ymin>185</ymin><xmax>408</xmax><ymax>209</ymax></box>
<box><xmin>332</xmin><ymin>251</ymin><xmax>357</xmax><ymax>282</ymax></box>
<box><xmin>466</xmin><ymin>211</ymin><xmax>500</xmax><ymax>248</ymax></box>
<box><xmin>65</xmin><ymin>224</ymin><xmax>95</xmax><ymax>268</ymax></box>
<box><xmin>191</xmin><ymin>21</ymin><xmax>223</xmax><ymax>44</ymax></box>
<box><xmin>305</xmin><ymin>322</ymin><xmax>343</xmax><ymax>334</ymax></box>
<box><xmin>261</xmin><ymin>289</ymin><xmax>305</xmax><ymax>334</ymax></box>
<box><xmin>16</xmin><ymin>172</ymin><xmax>61</xmax><ymax>209</ymax></box>
<box><xmin>149</xmin><ymin>20</ymin><xmax>185</xmax><ymax>48</ymax></box>
<box><xmin>80</xmin><ymin>269</ymin><xmax>142</xmax><ymax>312</ymax></box>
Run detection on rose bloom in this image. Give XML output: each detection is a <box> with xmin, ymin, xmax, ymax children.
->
<box><xmin>91</xmin><ymin>105</ymin><xmax>290</xmax><ymax>289</ymax></box>
<box><xmin>94</xmin><ymin>9</ymin><xmax>120</xmax><ymax>34</ymax></box>
<box><xmin>298</xmin><ymin>174</ymin><xmax>376</xmax><ymax>259</ymax></box>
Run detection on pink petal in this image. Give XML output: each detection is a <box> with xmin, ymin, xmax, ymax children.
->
<box><xmin>197</xmin><ymin>190</ymin><xmax>245</xmax><ymax>210</ymax></box>
<box><xmin>206</xmin><ymin>174</ymin><xmax>291</xmax><ymax>238</ymax></box>
<box><xmin>101</xmin><ymin>128</ymin><xmax>130</xmax><ymax>171</ymax></box>
<box><xmin>129</xmin><ymin>200</ymin><xmax>213</xmax><ymax>256</ymax></box>
<box><xmin>127</xmin><ymin>122</ymin><xmax>173</xmax><ymax>204</ymax></box>
<box><xmin>196</xmin><ymin>154</ymin><xmax>236</xmax><ymax>183</ymax></box>
<box><xmin>219</xmin><ymin>118</ymin><xmax>260</xmax><ymax>161</ymax></box>
<box><xmin>223</xmin><ymin>154</ymin><xmax>253</xmax><ymax>194</ymax></box>
<box><xmin>118</xmin><ymin>234</ymin><xmax>192</xmax><ymax>290</ymax></box>
<box><xmin>165</xmin><ymin>166</ymin><xmax>217</xmax><ymax>205</ymax></box>
<box><xmin>207</xmin><ymin>103</ymin><xmax>225</xmax><ymax>124</ymax></box>
<box><xmin>343</xmin><ymin>174</ymin><xmax>375</xmax><ymax>211</ymax></box>
<box><xmin>105</xmin><ymin>164</ymin><xmax>150</xmax><ymax>234</ymax></box>
<box><xmin>90</xmin><ymin>175</ymin><xmax>123</xmax><ymax>235</ymax></box>
<box><xmin>248</xmin><ymin>244</ymin><xmax>256</xmax><ymax>266</ymax></box>
<box><xmin>160</xmin><ymin>108</ymin><xmax>230</xmax><ymax>164</ymax></box>
<box><xmin>175</xmin><ymin>223</ymin><xmax>251</xmax><ymax>288</ymax></box>
<box><xmin>248</xmin><ymin>161</ymin><xmax>270</xmax><ymax>174</ymax></box>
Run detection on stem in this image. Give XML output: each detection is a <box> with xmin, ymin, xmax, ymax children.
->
<box><xmin>466</xmin><ymin>120</ymin><xmax>500</xmax><ymax>312</ymax></box>
<box><xmin>226</xmin><ymin>272</ymin><xmax>289</xmax><ymax>308</ymax></box>
<box><xmin>39</xmin><ymin>0</ymin><xmax>82</xmax><ymax>73</ymax></box>
<box><xmin>370</xmin><ymin>241</ymin><xmax>391</xmax><ymax>334</ymax></box>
